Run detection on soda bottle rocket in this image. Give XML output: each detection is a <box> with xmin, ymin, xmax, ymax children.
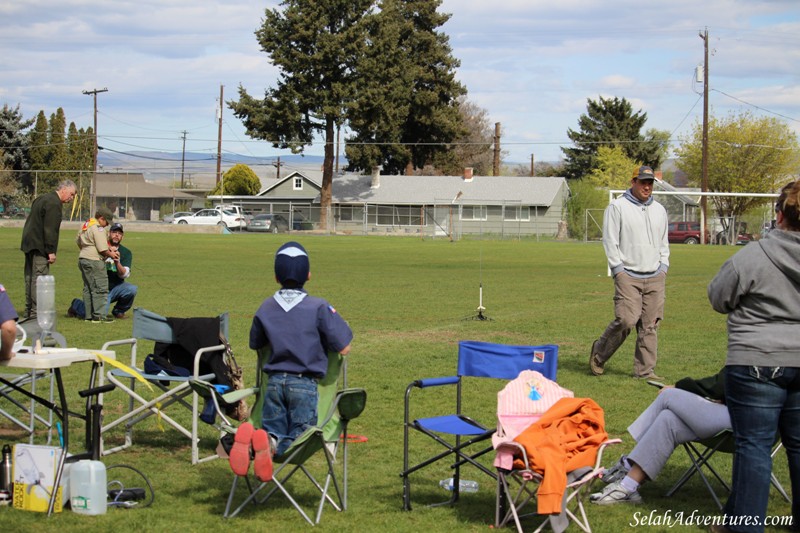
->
<box><xmin>36</xmin><ymin>275</ymin><xmax>56</xmax><ymax>332</ymax></box>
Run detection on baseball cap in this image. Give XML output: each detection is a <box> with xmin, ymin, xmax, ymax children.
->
<box><xmin>634</xmin><ymin>166</ymin><xmax>656</xmax><ymax>181</ymax></box>
<box><xmin>96</xmin><ymin>207</ymin><xmax>114</xmax><ymax>221</ymax></box>
<box><xmin>274</xmin><ymin>241</ymin><xmax>310</xmax><ymax>287</ymax></box>
<box><xmin>109</xmin><ymin>222</ymin><xmax>124</xmax><ymax>233</ymax></box>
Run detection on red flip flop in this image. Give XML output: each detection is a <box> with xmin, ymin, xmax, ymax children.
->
<box><xmin>252</xmin><ymin>429</ymin><xmax>273</xmax><ymax>482</ymax></box>
<box><xmin>229</xmin><ymin>422</ymin><xmax>254</xmax><ymax>476</ymax></box>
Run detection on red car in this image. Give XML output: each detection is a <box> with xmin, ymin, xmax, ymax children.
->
<box><xmin>668</xmin><ymin>221</ymin><xmax>710</xmax><ymax>244</ymax></box>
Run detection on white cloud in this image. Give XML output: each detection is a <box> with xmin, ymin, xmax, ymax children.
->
<box><xmin>2</xmin><ymin>0</ymin><xmax>799</xmax><ymax>163</ymax></box>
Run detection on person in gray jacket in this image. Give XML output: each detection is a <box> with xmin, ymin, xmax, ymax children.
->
<box><xmin>590</xmin><ymin>166</ymin><xmax>669</xmax><ymax>380</ymax></box>
<box><xmin>707</xmin><ymin>179</ymin><xmax>800</xmax><ymax>533</ymax></box>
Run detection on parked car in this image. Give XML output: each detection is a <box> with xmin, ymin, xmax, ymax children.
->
<box><xmin>172</xmin><ymin>208</ymin><xmax>246</xmax><ymax>229</ymax></box>
<box><xmin>163</xmin><ymin>211</ymin><xmax>193</xmax><ymax>224</ymax></box>
<box><xmin>214</xmin><ymin>205</ymin><xmax>251</xmax><ymax>225</ymax></box>
<box><xmin>668</xmin><ymin>221</ymin><xmax>710</xmax><ymax>245</ymax></box>
<box><xmin>246</xmin><ymin>214</ymin><xmax>290</xmax><ymax>233</ymax></box>
<box><xmin>715</xmin><ymin>223</ymin><xmax>755</xmax><ymax>245</ymax></box>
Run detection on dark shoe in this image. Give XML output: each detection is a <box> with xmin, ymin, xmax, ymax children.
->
<box><xmin>67</xmin><ymin>307</ymin><xmax>78</xmax><ymax>318</ymax></box>
<box><xmin>91</xmin><ymin>317</ymin><xmax>115</xmax><ymax>323</ymax></box>
<box><xmin>112</xmin><ymin>311</ymin><xmax>126</xmax><ymax>319</ymax></box>
<box><xmin>589</xmin><ymin>341</ymin><xmax>604</xmax><ymax>376</ymax></box>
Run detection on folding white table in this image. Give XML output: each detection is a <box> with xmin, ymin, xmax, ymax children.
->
<box><xmin>0</xmin><ymin>348</ymin><xmax>116</xmax><ymax>515</ymax></box>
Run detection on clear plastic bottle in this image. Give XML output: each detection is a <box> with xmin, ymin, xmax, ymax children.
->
<box><xmin>439</xmin><ymin>477</ymin><xmax>479</xmax><ymax>493</ymax></box>
<box><xmin>36</xmin><ymin>275</ymin><xmax>56</xmax><ymax>332</ymax></box>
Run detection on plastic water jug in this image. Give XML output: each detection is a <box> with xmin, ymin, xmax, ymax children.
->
<box><xmin>69</xmin><ymin>460</ymin><xmax>107</xmax><ymax>515</ymax></box>
<box><xmin>36</xmin><ymin>275</ymin><xmax>56</xmax><ymax>332</ymax></box>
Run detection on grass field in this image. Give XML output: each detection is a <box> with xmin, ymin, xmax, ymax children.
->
<box><xmin>0</xmin><ymin>228</ymin><xmax>792</xmax><ymax>532</ymax></box>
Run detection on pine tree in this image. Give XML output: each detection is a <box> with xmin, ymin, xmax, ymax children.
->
<box><xmin>230</xmin><ymin>0</ymin><xmax>373</xmax><ymax>229</ymax></box>
<box><xmin>346</xmin><ymin>0</ymin><xmax>466</xmax><ymax>175</ymax></box>
<box><xmin>28</xmin><ymin>111</ymin><xmax>51</xmax><ymax>171</ymax></box>
<box><xmin>47</xmin><ymin>107</ymin><xmax>68</xmax><ymax>190</ymax></box>
<box><xmin>562</xmin><ymin>96</ymin><xmax>666</xmax><ymax>181</ymax></box>
<box><xmin>0</xmin><ymin>104</ymin><xmax>34</xmax><ymax>191</ymax></box>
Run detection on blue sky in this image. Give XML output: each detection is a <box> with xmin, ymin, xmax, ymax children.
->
<box><xmin>2</xmin><ymin>0</ymin><xmax>799</xmax><ymax>173</ymax></box>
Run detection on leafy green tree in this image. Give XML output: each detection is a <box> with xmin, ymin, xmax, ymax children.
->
<box><xmin>565</xmin><ymin>179</ymin><xmax>608</xmax><ymax>240</ymax></box>
<box><xmin>562</xmin><ymin>96</ymin><xmax>666</xmax><ymax>180</ymax></box>
<box><xmin>0</xmin><ymin>103</ymin><xmax>34</xmax><ymax>191</ymax></box>
<box><xmin>230</xmin><ymin>0</ymin><xmax>373</xmax><ymax>229</ymax></box>
<box><xmin>346</xmin><ymin>0</ymin><xmax>466</xmax><ymax>175</ymax></box>
<box><xmin>586</xmin><ymin>146</ymin><xmax>640</xmax><ymax>189</ymax></box>
<box><xmin>676</xmin><ymin>110</ymin><xmax>800</xmax><ymax>229</ymax></box>
<box><xmin>211</xmin><ymin>164</ymin><xmax>261</xmax><ymax>196</ymax></box>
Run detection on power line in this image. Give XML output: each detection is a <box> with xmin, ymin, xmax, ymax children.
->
<box><xmin>712</xmin><ymin>89</ymin><xmax>800</xmax><ymax>124</ymax></box>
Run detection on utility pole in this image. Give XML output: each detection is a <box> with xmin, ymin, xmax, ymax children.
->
<box><xmin>216</xmin><ymin>85</ymin><xmax>223</xmax><ymax>186</ymax></box>
<box><xmin>335</xmin><ymin>124</ymin><xmax>340</xmax><ymax>175</ymax></box>
<box><xmin>530</xmin><ymin>154</ymin><xmax>535</xmax><ymax>177</ymax></box>
<box><xmin>699</xmin><ymin>28</ymin><xmax>709</xmax><ymax>244</ymax></box>
<box><xmin>180</xmin><ymin>130</ymin><xmax>187</xmax><ymax>188</ymax></box>
<box><xmin>493</xmin><ymin>122</ymin><xmax>501</xmax><ymax>176</ymax></box>
<box><xmin>82</xmin><ymin>87</ymin><xmax>108</xmax><ymax>213</ymax></box>
<box><xmin>273</xmin><ymin>156</ymin><xmax>282</xmax><ymax>181</ymax></box>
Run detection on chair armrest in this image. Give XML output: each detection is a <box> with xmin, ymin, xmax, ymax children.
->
<box><xmin>414</xmin><ymin>376</ymin><xmax>459</xmax><ymax>388</ymax></box>
<box><xmin>192</xmin><ymin>343</ymin><xmax>226</xmax><ymax>378</ymax></box>
<box><xmin>102</xmin><ymin>338</ymin><xmax>137</xmax><ymax>366</ymax></box>
<box><xmin>337</xmin><ymin>388</ymin><xmax>367</xmax><ymax>421</ymax></box>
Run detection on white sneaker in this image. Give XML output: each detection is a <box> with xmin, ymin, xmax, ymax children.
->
<box><xmin>590</xmin><ymin>481</ymin><xmax>643</xmax><ymax>505</ymax></box>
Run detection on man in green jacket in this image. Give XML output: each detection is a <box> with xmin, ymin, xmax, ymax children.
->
<box><xmin>19</xmin><ymin>180</ymin><xmax>77</xmax><ymax>321</ymax></box>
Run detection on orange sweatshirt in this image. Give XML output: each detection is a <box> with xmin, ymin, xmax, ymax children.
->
<box><xmin>512</xmin><ymin>397</ymin><xmax>608</xmax><ymax>514</ymax></box>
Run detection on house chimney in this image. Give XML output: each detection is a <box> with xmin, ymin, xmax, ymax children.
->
<box><xmin>371</xmin><ymin>165</ymin><xmax>381</xmax><ymax>189</ymax></box>
<box><xmin>463</xmin><ymin>167</ymin><xmax>473</xmax><ymax>182</ymax></box>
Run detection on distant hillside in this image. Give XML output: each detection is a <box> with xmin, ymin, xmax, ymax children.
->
<box><xmin>98</xmin><ymin>151</ymin><xmax>327</xmax><ymax>187</ymax></box>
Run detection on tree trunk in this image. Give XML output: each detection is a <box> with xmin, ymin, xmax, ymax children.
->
<box><xmin>320</xmin><ymin>118</ymin><xmax>335</xmax><ymax>231</ymax></box>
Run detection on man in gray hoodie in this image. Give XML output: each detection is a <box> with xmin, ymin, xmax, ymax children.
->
<box><xmin>589</xmin><ymin>166</ymin><xmax>669</xmax><ymax>380</ymax></box>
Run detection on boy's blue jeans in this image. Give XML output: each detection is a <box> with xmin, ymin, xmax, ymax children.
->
<box><xmin>262</xmin><ymin>373</ymin><xmax>318</xmax><ymax>457</ymax></box>
<box><xmin>724</xmin><ymin>365</ymin><xmax>800</xmax><ymax>533</ymax></box>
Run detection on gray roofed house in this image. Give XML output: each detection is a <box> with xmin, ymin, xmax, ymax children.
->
<box><xmin>95</xmin><ymin>173</ymin><xmax>196</xmax><ymax>221</ymax></box>
<box><xmin>327</xmin><ymin>169</ymin><xmax>569</xmax><ymax>237</ymax></box>
<box><xmin>204</xmin><ymin>168</ymin><xmax>569</xmax><ymax>237</ymax></box>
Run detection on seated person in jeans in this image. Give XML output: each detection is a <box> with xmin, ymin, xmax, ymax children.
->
<box><xmin>591</xmin><ymin>369</ymin><xmax>729</xmax><ymax>505</ymax></box>
<box><xmin>229</xmin><ymin>241</ymin><xmax>353</xmax><ymax>482</ymax></box>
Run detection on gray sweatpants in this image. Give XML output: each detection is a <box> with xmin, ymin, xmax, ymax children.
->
<box><xmin>627</xmin><ymin>387</ymin><xmax>730</xmax><ymax>481</ymax></box>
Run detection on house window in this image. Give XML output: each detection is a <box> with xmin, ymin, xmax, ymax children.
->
<box><xmin>338</xmin><ymin>205</ymin><xmax>364</xmax><ymax>222</ymax></box>
<box><xmin>368</xmin><ymin>205</ymin><xmax>424</xmax><ymax>226</ymax></box>
<box><xmin>504</xmin><ymin>206</ymin><xmax>530</xmax><ymax>221</ymax></box>
<box><xmin>293</xmin><ymin>177</ymin><xmax>303</xmax><ymax>190</ymax></box>
<box><xmin>460</xmin><ymin>205</ymin><xmax>487</xmax><ymax>221</ymax></box>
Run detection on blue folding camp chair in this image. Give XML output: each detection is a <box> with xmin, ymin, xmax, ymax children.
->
<box><xmin>401</xmin><ymin>340</ymin><xmax>558</xmax><ymax>510</ymax></box>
